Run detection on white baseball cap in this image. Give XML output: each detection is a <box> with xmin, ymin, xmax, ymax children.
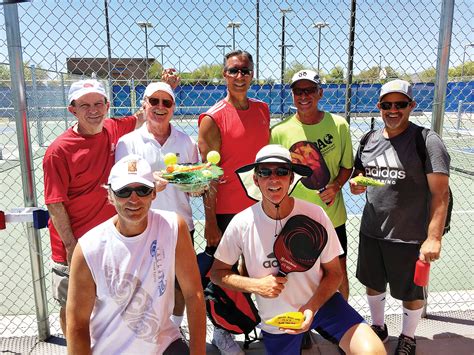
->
<box><xmin>143</xmin><ymin>82</ymin><xmax>175</xmax><ymax>101</ymax></box>
<box><xmin>108</xmin><ymin>155</ymin><xmax>155</xmax><ymax>191</ymax></box>
<box><xmin>68</xmin><ymin>79</ymin><xmax>107</xmax><ymax>104</ymax></box>
<box><xmin>379</xmin><ymin>79</ymin><xmax>413</xmax><ymax>100</ymax></box>
<box><xmin>290</xmin><ymin>70</ymin><xmax>321</xmax><ymax>88</ymax></box>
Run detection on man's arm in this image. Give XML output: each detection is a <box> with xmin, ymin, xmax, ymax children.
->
<box><xmin>198</xmin><ymin>115</ymin><xmax>222</xmax><ymax>247</ymax></box>
<box><xmin>211</xmin><ymin>259</ymin><xmax>287</xmax><ymax>298</ymax></box>
<box><xmin>174</xmin><ymin>216</ymin><xmax>206</xmax><ymax>355</ymax></box>
<box><xmin>47</xmin><ymin>202</ymin><xmax>76</xmax><ymax>265</ymax></box>
<box><xmin>419</xmin><ymin>173</ymin><xmax>449</xmax><ymax>262</ymax></box>
<box><xmin>286</xmin><ymin>257</ymin><xmax>342</xmax><ymax>334</ymax></box>
<box><xmin>66</xmin><ymin>243</ymin><xmax>96</xmax><ymax>355</ymax></box>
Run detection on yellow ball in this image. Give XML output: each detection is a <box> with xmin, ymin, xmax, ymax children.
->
<box><xmin>163</xmin><ymin>152</ymin><xmax>178</xmax><ymax>166</ymax></box>
<box><xmin>207</xmin><ymin>150</ymin><xmax>221</xmax><ymax>164</ymax></box>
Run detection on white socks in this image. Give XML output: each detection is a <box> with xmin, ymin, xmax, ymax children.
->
<box><xmin>402</xmin><ymin>306</ymin><xmax>423</xmax><ymax>339</ymax></box>
<box><xmin>171</xmin><ymin>315</ymin><xmax>183</xmax><ymax>327</ymax></box>
<box><xmin>367</xmin><ymin>292</ymin><xmax>386</xmax><ymax>326</ymax></box>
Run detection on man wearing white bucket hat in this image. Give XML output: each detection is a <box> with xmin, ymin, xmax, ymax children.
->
<box><xmin>210</xmin><ymin>144</ymin><xmax>385</xmax><ymax>355</ymax></box>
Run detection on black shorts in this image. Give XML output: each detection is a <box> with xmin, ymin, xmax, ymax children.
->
<box><xmin>356</xmin><ymin>235</ymin><xmax>425</xmax><ymax>301</ymax></box>
<box><xmin>335</xmin><ymin>224</ymin><xmax>347</xmax><ymax>258</ymax></box>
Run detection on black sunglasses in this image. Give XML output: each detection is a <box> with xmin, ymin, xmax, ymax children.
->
<box><xmin>148</xmin><ymin>97</ymin><xmax>174</xmax><ymax>108</ymax></box>
<box><xmin>112</xmin><ymin>185</ymin><xmax>154</xmax><ymax>198</ymax></box>
<box><xmin>256</xmin><ymin>167</ymin><xmax>291</xmax><ymax>178</ymax></box>
<box><xmin>292</xmin><ymin>87</ymin><xmax>318</xmax><ymax>96</ymax></box>
<box><xmin>226</xmin><ymin>67</ymin><xmax>253</xmax><ymax>77</ymax></box>
<box><xmin>379</xmin><ymin>101</ymin><xmax>411</xmax><ymax>110</ymax></box>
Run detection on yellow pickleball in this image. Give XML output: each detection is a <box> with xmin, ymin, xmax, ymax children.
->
<box><xmin>163</xmin><ymin>152</ymin><xmax>178</xmax><ymax>166</ymax></box>
<box><xmin>207</xmin><ymin>151</ymin><xmax>221</xmax><ymax>164</ymax></box>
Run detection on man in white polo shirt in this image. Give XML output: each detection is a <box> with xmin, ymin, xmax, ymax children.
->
<box><xmin>115</xmin><ymin>81</ymin><xmax>199</xmax><ymax>329</ymax></box>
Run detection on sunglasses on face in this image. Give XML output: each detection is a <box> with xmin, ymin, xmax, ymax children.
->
<box><xmin>147</xmin><ymin>97</ymin><xmax>174</xmax><ymax>108</ymax></box>
<box><xmin>292</xmin><ymin>87</ymin><xmax>319</xmax><ymax>96</ymax></box>
<box><xmin>226</xmin><ymin>67</ymin><xmax>253</xmax><ymax>77</ymax></box>
<box><xmin>379</xmin><ymin>101</ymin><xmax>411</xmax><ymax>110</ymax></box>
<box><xmin>112</xmin><ymin>185</ymin><xmax>154</xmax><ymax>198</ymax></box>
<box><xmin>256</xmin><ymin>167</ymin><xmax>291</xmax><ymax>178</ymax></box>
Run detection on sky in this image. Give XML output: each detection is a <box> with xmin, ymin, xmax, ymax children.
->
<box><xmin>0</xmin><ymin>0</ymin><xmax>472</xmax><ymax>81</ymax></box>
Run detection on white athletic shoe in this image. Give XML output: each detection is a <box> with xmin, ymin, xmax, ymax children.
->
<box><xmin>212</xmin><ymin>328</ymin><xmax>244</xmax><ymax>355</ymax></box>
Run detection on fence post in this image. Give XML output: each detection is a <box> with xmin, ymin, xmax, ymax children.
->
<box><xmin>4</xmin><ymin>2</ymin><xmax>50</xmax><ymax>340</ymax></box>
<box><xmin>60</xmin><ymin>72</ymin><xmax>68</xmax><ymax>130</ymax></box>
<box><xmin>432</xmin><ymin>0</ymin><xmax>455</xmax><ymax>137</ymax></box>
<box><xmin>30</xmin><ymin>64</ymin><xmax>44</xmax><ymax>146</ymax></box>
<box><xmin>344</xmin><ymin>0</ymin><xmax>357</xmax><ymax>124</ymax></box>
<box><xmin>456</xmin><ymin>100</ymin><xmax>463</xmax><ymax>137</ymax></box>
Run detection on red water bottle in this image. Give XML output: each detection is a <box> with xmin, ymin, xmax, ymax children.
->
<box><xmin>414</xmin><ymin>260</ymin><xmax>430</xmax><ymax>286</ymax></box>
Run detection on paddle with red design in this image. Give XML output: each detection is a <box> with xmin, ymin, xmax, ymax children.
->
<box><xmin>273</xmin><ymin>214</ymin><xmax>328</xmax><ymax>277</ymax></box>
<box><xmin>289</xmin><ymin>141</ymin><xmax>330</xmax><ymax>192</ymax></box>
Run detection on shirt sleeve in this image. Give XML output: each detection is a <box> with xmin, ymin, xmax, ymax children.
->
<box><xmin>425</xmin><ymin>131</ymin><xmax>450</xmax><ymax>176</ymax></box>
<box><xmin>43</xmin><ymin>151</ymin><xmax>70</xmax><ymax>204</ymax></box>
<box><xmin>340</xmin><ymin>122</ymin><xmax>354</xmax><ymax>169</ymax></box>
<box><xmin>214</xmin><ymin>217</ymin><xmax>244</xmax><ymax>266</ymax></box>
<box><xmin>111</xmin><ymin>115</ymin><xmax>137</xmax><ymax>138</ymax></box>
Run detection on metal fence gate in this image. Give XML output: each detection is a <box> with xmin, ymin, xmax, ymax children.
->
<box><xmin>0</xmin><ymin>0</ymin><xmax>473</xmax><ymax>340</ymax></box>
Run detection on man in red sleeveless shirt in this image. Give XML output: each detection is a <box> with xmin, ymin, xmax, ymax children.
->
<box><xmin>198</xmin><ymin>50</ymin><xmax>270</xmax><ymax>355</ymax></box>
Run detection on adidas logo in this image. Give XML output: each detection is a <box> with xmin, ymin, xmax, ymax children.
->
<box><xmin>262</xmin><ymin>252</ymin><xmax>279</xmax><ymax>268</ymax></box>
<box><xmin>365</xmin><ymin>147</ymin><xmax>406</xmax><ymax>183</ymax></box>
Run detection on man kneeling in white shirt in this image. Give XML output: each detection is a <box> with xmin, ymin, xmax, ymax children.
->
<box><xmin>210</xmin><ymin>144</ymin><xmax>385</xmax><ymax>355</ymax></box>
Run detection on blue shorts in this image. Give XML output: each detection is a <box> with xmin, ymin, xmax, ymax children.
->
<box><xmin>261</xmin><ymin>293</ymin><xmax>365</xmax><ymax>355</ymax></box>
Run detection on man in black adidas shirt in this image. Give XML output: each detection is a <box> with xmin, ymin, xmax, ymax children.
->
<box><xmin>350</xmin><ymin>79</ymin><xmax>450</xmax><ymax>355</ymax></box>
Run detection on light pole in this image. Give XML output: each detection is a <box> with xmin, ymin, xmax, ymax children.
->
<box><xmin>311</xmin><ymin>22</ymin><xmax>329</xmax><ymax>75</ymax></box>
<box><xmin>280</xmin><ymin>8</ymin><xmax>293</xmax><ymax>84</ymax></box>
<box><xmin>137</xmin><ymin>21</ymin><xmax>153</xmax><ymax>84</ymax></box>
<box><xmin>155</xmin><ymin>44</ymin><xmax>170</xmax><ymax>71</ymax></box>
<box><xmin>461</xmin><ymin>43</ymin><xmax>474</xmax><ymax>79</ymax></box>
<box><xmin>280</xmin><ymin>8</ymin><xmax>292</xmax><ymax>115</ymax></box>
<box><xmin>227</xmin><ymin>21</ymin><xmax>241</xmax><ymax>50</ymax></box>
<box><xmin>216</xmin><ymin>44</ymin><xmax>231</xmax><ymax>66</ymax></box>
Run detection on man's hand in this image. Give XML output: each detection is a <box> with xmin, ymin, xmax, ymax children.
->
<box><xmin>161</xmin><ymin>68</ymin><xmax>180</xmax><ymax>90</ymax></box>
<box><xmin>283</xmin><ymin>308</ymin><xmax>314</xmax><ymax>334</ymax></box>
<box><xmin>255</xmin><ymin>275</ymin><xmax>287</xmax><ymax>298</ymax></box>
<box><xmin>65</xmin><ymin>239</ymin><xmax>78</xmax><ymax>266</ymax></box>
<box><xmin>349</xmin><ymin>173</ymin><xmax>367</xmax><ymax>195</ymax></box>
<box><xmin>419</xmin><ymin>239</ymin><xmax>441</xmax><ymax>262</ymax></box>
<box><xmin>152</xmin><ymin>171</ymin><xmax>168</xmax><ymax>193</ymax></box>
<box><xmin>319</xmin><ymin>182</ymin><xmax>339</xmax><ymax>206</ymax></box>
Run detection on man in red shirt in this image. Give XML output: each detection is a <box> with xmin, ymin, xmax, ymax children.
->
<box><xmin>198</xmin><ymin>50</ymin><xmax>270</xmax><ymax>355</ymax></box>
<box><xmin>43</xmin><ymin>79</ymin><xmax>147</xmax><ymax>336</ymax></box>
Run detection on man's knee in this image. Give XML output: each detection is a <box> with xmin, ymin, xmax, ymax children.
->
<box><xmin>340</xmin><ymin>323</ymin><xmax>386</xmax><ymax>355</ymax></box>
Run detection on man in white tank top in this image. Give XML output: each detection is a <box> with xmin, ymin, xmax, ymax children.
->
<box><xmin>66</xmin><ymin>155</ymin><xmax>206</xmax><ymax>354</ymax></box>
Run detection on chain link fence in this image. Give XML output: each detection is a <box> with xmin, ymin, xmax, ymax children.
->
<box><xmin>1</xmin><ymin>0</ymin><xmax>473</xmax><ymax>338</ymax></box>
